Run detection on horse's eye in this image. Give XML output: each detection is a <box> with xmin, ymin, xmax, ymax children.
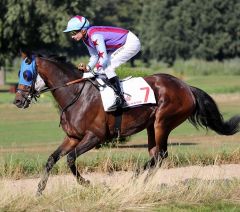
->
<box><xmin>23</xmin><ymin>70</ymin><xmax>33</xmax><ymax>82</ymax></box>
<box><xmin>18</xmin><ymin>70</ymin><xmax>20</xmax><ymax>78</ymax></box>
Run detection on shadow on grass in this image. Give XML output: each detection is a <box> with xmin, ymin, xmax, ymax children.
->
<box><xmin>117</xmin><ymin>143</ymin><xmax>197</xmax><ymax>148</ymax></box>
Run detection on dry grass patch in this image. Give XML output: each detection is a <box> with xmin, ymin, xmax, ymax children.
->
<box><xmin>1</xmin><ymin>165</ymin><xmax>240</xmax><ymax>211</ymax></box>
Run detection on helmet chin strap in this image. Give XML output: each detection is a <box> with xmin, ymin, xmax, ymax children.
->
<box><xmin>78</xmin><ymin>18</ymin><xmax>87</xmax><ymax>31</ymax></box>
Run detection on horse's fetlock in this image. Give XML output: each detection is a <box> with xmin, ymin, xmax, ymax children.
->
<box><xmin>67</xmin><ymin>155</ymin><xmax>75</xmax><ymax>167</ymax></box>
<box><xmin>159</xmin><ymin>150</ymin><xmax>168</xmax><ymax>159</ymax></box>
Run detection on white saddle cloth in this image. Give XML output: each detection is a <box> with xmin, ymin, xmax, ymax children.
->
<box><xmin>83</xmin><ymin>73</ymin><xmax>156</xmax><ymax>111</ymax></box>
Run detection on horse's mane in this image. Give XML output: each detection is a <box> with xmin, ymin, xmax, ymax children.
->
<box><xmin>33</xmin><ymin>51</ymin><xmax>81</xmax><ymax>76</ymax></box>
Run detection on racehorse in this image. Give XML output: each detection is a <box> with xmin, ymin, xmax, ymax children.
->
<box><xmin>14</xmin><ymin>54</ymin><xmax>240</xmax><ymax>195</ymax></box>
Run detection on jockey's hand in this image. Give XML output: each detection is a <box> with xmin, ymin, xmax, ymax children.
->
<box><xmin>78</xmin><ymin>63</ymin><xmax>87</xmax><ymax>72</ymax></box>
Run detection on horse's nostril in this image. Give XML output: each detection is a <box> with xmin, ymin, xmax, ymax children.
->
<box><xmin>14</xmin><ymin>99</ymin><xmax>21</xmax><ymax>105</ymax></box>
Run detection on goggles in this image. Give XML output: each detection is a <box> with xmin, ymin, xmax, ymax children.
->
<box><xmin>70</xmin><ymin>18</ymin><xmax>87</xmax><ymax>36</ymax></box>
<box><xmin>70</xmin><ymin>30</ymin><xmax>80</xmax><ymax>36</ymax></box>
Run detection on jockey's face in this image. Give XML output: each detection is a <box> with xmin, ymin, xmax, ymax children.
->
<box><xmin>71</xmin><ymin>30</ymin><xmax>87</xmax><ymax>41</ymax></box>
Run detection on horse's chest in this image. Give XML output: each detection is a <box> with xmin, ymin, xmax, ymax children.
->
<box><xmin>61</xmin><ymin>113</ymin><xmax>85</xmax><ymax>138</ymax></box>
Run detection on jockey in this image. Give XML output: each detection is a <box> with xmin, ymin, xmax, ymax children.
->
<box><xmin>63</xmin><ymin>15</ymin><xmax>141</xmax><ymax>111</ymax></box>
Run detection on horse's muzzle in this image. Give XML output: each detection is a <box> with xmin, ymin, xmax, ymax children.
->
<box><xmin>13</xmin><ymin>93</ymin><xmax>30</xmax><ymax>109</ymax></box>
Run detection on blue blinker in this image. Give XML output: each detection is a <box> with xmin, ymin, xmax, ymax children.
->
<box><xmin>23</xmin><ymin>70</ymin><xmax>33</xmax><ymax>82</ymax></box>
<box><xmin>18</xmin><ymin>56</ymin><xmax>36</xmax><ymax>86</ymax></box>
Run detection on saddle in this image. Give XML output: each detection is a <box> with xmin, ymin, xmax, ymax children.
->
<box><xmin>82</xmin><ymin>72</ymin><xmax>156</xmax><ymax>112</ymax></box>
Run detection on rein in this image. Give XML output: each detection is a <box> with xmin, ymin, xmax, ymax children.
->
<box><xmin>59</xmin><ymin>80</ymin><xmax>86</xmax><ymax>126</ymax></box>
<box><xmin>38</xmin><ymin>78</ymin><xmax>86</xmax><ymax>95</ymax></box>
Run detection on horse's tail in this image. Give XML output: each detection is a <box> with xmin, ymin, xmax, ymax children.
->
<box><xmin>189</xmin><ymin>86</ymin><xmax>240</xmax><ymax>135</ymax></box>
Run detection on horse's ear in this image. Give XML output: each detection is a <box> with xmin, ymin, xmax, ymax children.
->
<box><xmin>25</xmin><ymin>57</ymin><xmax>32</xmax><ymax>65</ymax></box>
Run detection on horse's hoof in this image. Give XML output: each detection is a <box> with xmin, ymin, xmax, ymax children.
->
<box><xmin>77</xmin><ymin>178</ymin><xmax>90</xmax><ymax>186</ymax></box>
<box><xmin>83</xmin><ymin>179</ymin><xmax>90</xmax><ymax>185</ymax></box>
<box><xmin>36</xmin><ymin>190</ymin><xmax>42</xmax><ymax>197</ymax></box>
<box><xmin>133</xmin><ymin>168</ymin><xmax>142</xmax><ymax>178</ymax></box>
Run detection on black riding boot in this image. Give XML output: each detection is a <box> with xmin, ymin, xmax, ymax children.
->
<box><xmin>108</xmin><ymin>76</ymin><xmax>126</xmax><ymax>111</ymax></box>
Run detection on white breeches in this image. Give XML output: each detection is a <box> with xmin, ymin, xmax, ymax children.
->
<box><xmin>103</xmin><ymin>31</ymin><xmax>141</xmax><ymax>79</ymax></box>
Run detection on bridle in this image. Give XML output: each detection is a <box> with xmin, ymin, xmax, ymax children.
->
<box><xmin>16</xmin><ymin>68</ymin><xmax>39</xmax><ymax>107</ymax></box>
<box><xmin>16</xmin><ymin>57</ymin><xmax>97</xmax><ymax>125</ymax></box>
<box><xmin>17</xmin><ymin>57</ymin><xmax>87</xmax><ymax>106</ymax></box>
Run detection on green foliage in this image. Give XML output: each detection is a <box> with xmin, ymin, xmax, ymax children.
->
<box><xmin>173</xmin><ymin>58</ymin><xmax>240</xmax><ymax>75</ymax></box>
<box><xmin>1</xmin><ymin>0</ymin><xmax>239</xmax><ymax>66</ymax></box>
<box><xmin>0</xmin><ymin>0</ymin><xmax>143</xmax><ymax>65</ymax></box>
<box><xmin>139</xmin><ymin>0</ymin><xmax>240</xmax><ymax>64</ymax></box>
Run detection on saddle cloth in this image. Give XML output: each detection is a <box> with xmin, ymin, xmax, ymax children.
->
<box><xmin>83</xmin><ymin>72</ymin><xmax>156</xmax><ymax>111</ymax></box>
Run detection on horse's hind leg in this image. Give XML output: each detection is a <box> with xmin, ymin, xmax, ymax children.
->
<box><xmin>67</xmin><ymin>131</ymin><xmax>100</xmax><ymax>185</ymax></box>
<box><xmin>143</xmin><ymin>124</ymin><xmax>156</xmax><ymax>169</ymax></box>
<box><xmin>144</xmin><ymin>123</ymin><xmax>169</xmax><ymax>170</ymax></box>
<box><xmin>36</xmin><ymin>136</ymin><xmax>79</xmax><ymax>196</ymax></box>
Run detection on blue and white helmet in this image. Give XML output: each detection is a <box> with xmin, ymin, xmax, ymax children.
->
<box><xmin>63</xmin><ymin>16</ymin><xmax>90</xmax><ymax>32</ymax></box>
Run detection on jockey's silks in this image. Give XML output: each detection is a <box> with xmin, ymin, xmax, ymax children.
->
<box><xmin>83</xmin><ymin>26</ymin><xmax>129</xmax><ymax>70</ymax></box>
<box><xmin>83</xmin><ymin>26</ymin><xmax>128</xmax><ymax>50</ymax></box>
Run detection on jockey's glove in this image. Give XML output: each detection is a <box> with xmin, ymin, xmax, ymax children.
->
<box><xmin>77</xmin><ymin>63</ymin><xmax>87</xmax><ymax>72</ymax></box>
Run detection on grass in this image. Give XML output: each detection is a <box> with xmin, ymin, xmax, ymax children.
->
<box><xmin>0</xmin><ymin>102</ymin><xmax>64</xmax><ymax>147</ymax></box>
<box><xmin>0</xmin><ymin>88</ymin><xmax>240</xmax><ymax>177</ymax></box>
<box><xmin>186</xmin><ymin>75</ymin><xmax>240</xmax><ymax>93</ymax></box>
<box><xmin>0</xmin><ymin>173</ymin><xmax>239</xmax><ymax>211</ymax></box>
<box><xmin>173</xmin><ymin>58</ymin><xmax>240</xmax><ymax>76</ymax></box>
<box><xmin>0</xmin><ymin>147</ymin><xmax>240</xmax><ymax>178</ymax></box>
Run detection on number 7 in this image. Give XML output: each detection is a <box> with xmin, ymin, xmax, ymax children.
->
<box><xmin>140</xmin><ymin>87</ymin><xmax>150</xmax><ymax>102</ymax></box>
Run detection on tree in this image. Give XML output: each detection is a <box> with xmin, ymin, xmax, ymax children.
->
<box><xmin>138</xmin><ymin>0</ymin><xmax>240</xmax><ymax>64</ymax></box>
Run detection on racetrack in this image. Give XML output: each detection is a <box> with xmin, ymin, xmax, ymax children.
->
<box><xmin>1</xmin><ymin>164</ymin><xmax>240</xmax><ymax>211</ymax></box>
<box><xmin>2</xmin><ymin>164</ymin><xmax>240</xmax><ymax>195</ymax></box>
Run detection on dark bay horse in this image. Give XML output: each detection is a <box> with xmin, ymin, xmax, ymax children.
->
<box><xmin>14</xmin><ymin>55</ymin><xmax>240</xmax><ymax>195</ymax></box>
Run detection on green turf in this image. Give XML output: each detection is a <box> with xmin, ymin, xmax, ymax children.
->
<box><xmin>0</xmin><ymin>89</ymin><xmax>239</xmax><ymax>148</ymax></box>
<box><xmin>186</xmin><ymin>75</ymin><xmax>240</xmax><ymax>93</ymax></box>
<box><xmin>0</xmin><ymin>102</ymin><xmax>64</xmax><ymax>148</ymax></box>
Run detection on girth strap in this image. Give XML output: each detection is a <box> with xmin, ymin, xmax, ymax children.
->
<box><xmin>113</xmin><ymin>109</ymin><xmax>123</xmax><ymax>139</ymax></box>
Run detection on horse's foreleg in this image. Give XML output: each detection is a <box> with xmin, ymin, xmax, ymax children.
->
<box><xmin>36</xmin><ymin>136</ymin><xmax>79</xmax><ymax>196</ymax></box>
<box><xmin>67</xmin><ymin>131</ymin><xmax>100</xmax><ymax>185</ymax></box>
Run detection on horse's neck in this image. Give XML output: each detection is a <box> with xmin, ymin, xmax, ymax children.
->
<box><xmin>52</xmin><ymin>85</ymin><xmax>81</xmax><ymax>110</ymax></box>
<box><xmin>40</xmin><ymin>65</ymin><xmax>82</xmax><ymax>109</ymax></box>
<box><xmin>52</xmin><ymin>81</ymin><xmax>94</xmax><ymax>113</ymax></box>
<box><xmin>43</xmin><ymin>68</ymin><xmax>71</xmax><ymax>88</ymax></box>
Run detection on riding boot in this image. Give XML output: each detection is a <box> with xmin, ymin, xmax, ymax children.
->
<box><xmin>108</xmin><ymin>76</ymin><xmax>126</xmax><ymax>111</ymax></box>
